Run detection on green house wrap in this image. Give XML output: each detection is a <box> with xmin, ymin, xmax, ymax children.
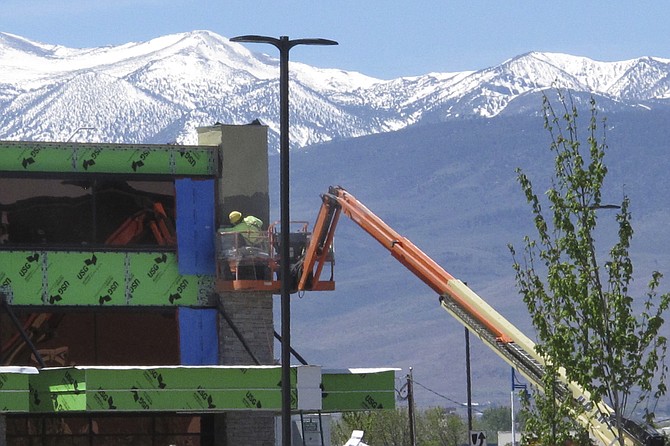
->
<box><xmin>0</xmin><ymin>367</ymin><xmax>39</xmax><ymax>412</ymax></box>
<box><xmin>2</xmin><ymin>366</ymin><xmax>398</xmax><ymax>414</ymax></box>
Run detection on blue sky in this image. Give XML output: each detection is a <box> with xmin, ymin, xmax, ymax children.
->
<box><xmin>1</xmin><ymin>1</ymin><xmax>669</xmax><ymax>79</ymax></box>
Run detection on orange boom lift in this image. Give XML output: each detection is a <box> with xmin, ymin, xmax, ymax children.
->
<box><xmin>295</xmin><ymin>186</ymin><xmax>663</xmax><ymax>446</ymax></box>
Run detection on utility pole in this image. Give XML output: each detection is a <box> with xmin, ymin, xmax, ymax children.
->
<box><xmin>407</xmin><ymin>367</ymin><xmax>417</xmax><ymax>446</ymax></box>
<box><xmin>465</xmin><ymin>327</ymin><xmax>473</xmax><ymax>432</ymax></box>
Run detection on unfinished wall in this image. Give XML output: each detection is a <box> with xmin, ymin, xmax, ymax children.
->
<box><xmin>198</xmin><ymin>123</ymin><xmax>275</xmax><ymax>446</ymax></box>
<box><xmin>198</xmin><ymin>123</ymin><xmax>270</xmax><ymax>228</ymax></box>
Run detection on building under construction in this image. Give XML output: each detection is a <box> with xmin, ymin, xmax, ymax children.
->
<box><xmin>0</xmin><ymin>124</ymin><xmax>396</xmax><ymax>445</ymax></box>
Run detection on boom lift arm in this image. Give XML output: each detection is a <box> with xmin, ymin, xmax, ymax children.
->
<box><xmin>297</xmin><ymin>186</ymin><xmax>664</xmax><ymax>446</ymax></box>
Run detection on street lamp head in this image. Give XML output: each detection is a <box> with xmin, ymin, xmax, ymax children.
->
<box><xmin>230</xmin><ymin>35</ymin><xmax>338</xmax><ymax>50</ymax></box>
<box><xmin>230</xmin><ymin>35</ymin><xmax>280</xmax><ymax>45</ymax></box>
<box><xmin>289</xmin><ymin>38</ymin><xmax>338</xmax><ymax>47</ymax></box>
<box><xmin>588</xmin><ymin>204</ymin><xmax>622</xmax><ymax>210</ymax></box>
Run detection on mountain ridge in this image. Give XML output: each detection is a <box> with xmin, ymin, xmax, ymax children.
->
<box><xmin>1</xmin><ymin>30</ymin><xmax>670</xmax><ymax>146</ymax></box>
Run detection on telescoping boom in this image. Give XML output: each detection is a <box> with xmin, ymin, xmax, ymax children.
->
<box><xmin>297</xmin><ymin>186</ymin><xmax>664</xmax><ymax>446</ymax></box>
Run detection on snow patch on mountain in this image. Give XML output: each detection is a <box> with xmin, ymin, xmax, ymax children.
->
<box><xmin>0</xmin><ymin>30</ymin><xmax>669</xmax><ymax>148</ymax></box>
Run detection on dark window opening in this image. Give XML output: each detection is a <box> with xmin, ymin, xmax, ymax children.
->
<box><xmin>1</xmin><ymin>310</ymin><xmax>180</xmax><ymax>367</ymax></box>
<box><xmin>0</xmin><ymin>178</ymin><xmax>176</xmax><ymax>249</ymax></box>
<box><xmin>6</xmin><ymin>413</ymin><xmax>214</xmax><ymax>445</ymax></box>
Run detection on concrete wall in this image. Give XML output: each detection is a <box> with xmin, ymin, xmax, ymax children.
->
<box><xmin>198</xmin><ymin>123</ymin><xmax>275</xmax><ymax>446</ymax></box>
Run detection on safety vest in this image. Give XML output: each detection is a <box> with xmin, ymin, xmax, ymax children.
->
<box><xmin>222</xmin><ymin>216</ymin><xmax>264</xmax><ymax>245</ymax></box>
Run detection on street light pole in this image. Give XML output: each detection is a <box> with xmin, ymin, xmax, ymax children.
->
<box><xmin>465</xmin><ymin>327</ymin><xmax>473</xmax><ymax>433</ymax></box>
<box><xmin>230</xmin><ymin>35</ymin><xmax>337</xmax><ymax>446</ymax></box>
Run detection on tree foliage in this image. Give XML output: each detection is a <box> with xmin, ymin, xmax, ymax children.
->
<box><xmin>331</xmin><ymin>409</ymin><xmax>410</xmax><ymax>446</ymax></box>
<box><xmin>475</xmin><ymin>405</ymin><xmax>514</xmax><ymax>444</ymax></box>
<box><xmin>509</xmin><ymin>91</ymin><xmax>670</xmax><ymax>446</ymax></box>
<box><xmin>331</xmin><ymin>407</ymin><xmax>467</xmax><ymax>446</ymax></box>
<box><xmin>330</xmin><ymin>405</ymin><xmax>518</xmax><ymax>446</ymax></box>
<box><xmin>420</xmin><ymin>407</ymin><xmax>468</xmax><ymax>446</ymax></box>
<box><xmin>517</xmin><ymin>374</ymin><xmax>591</xmax><ymax>446</ymax></box>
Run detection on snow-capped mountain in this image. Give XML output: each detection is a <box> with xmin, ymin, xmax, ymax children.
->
<box><xmin>1</xmin><ymin>30</ymin><xmax>670</xmax><ymax>148</ymax></box>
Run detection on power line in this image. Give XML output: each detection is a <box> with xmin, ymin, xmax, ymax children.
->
<box><xmin>411</xmin><ymin>378</ymin><xmax>485</xmax><ymax>414</ymax></box>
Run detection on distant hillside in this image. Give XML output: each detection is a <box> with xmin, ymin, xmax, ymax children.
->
<box><xmin>277</xmin><ymin>110</ymin><xmax>670</xmax><ymax>413</ymax></box>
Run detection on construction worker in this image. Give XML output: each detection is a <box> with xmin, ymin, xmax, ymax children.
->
<box><xmin>219</xmin><ymin>211</ymin><xmax>268</xmax><ymax>280</ymax></box>
<box><xmin>222</xmin><ymin>211</ymin><xmax>264</xmax><ymax>245</ymax></box>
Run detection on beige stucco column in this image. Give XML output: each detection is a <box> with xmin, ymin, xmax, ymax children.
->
<box><xmin>197</xmin><ymin>122</ymin><xmax>275</xmax><ymax>446</ymax></box>
<box><xmin>197</xmin><ymin>123</ymin><xmax>270</xmax><ymax>229</ymax></box>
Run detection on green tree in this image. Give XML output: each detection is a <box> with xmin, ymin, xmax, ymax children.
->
<box><xmin>474</xmin><ymin>406</ymin><xmax>513</xmax><ymax>444</ymax></box>
<box><xmin>331</xmin><ymin>411</ymin><xmax>377</xmax><ymax>445</ymax></box>
<box><xmin>518</xmin><ymin>372</ymin><xmax>591</xmax><ymax>446</ymax></box>
<box><xmin>419</xmin><ymin>407</ymin><xmax>468</xmax><ymax>446</ymax></box>
<box><xmin>510</xmin><ymin>91</ymin><xmax>670</xmax><ymax>446</ymax></box>
<box><xmin>331</xmin><ymin>407</ymin><xmax>469</xmax><ymax>446</ymax></box>
<box><xmin>331</xmin><ymin>409</ymin><xmax>410</xmax><ymax>445</ymax></box>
